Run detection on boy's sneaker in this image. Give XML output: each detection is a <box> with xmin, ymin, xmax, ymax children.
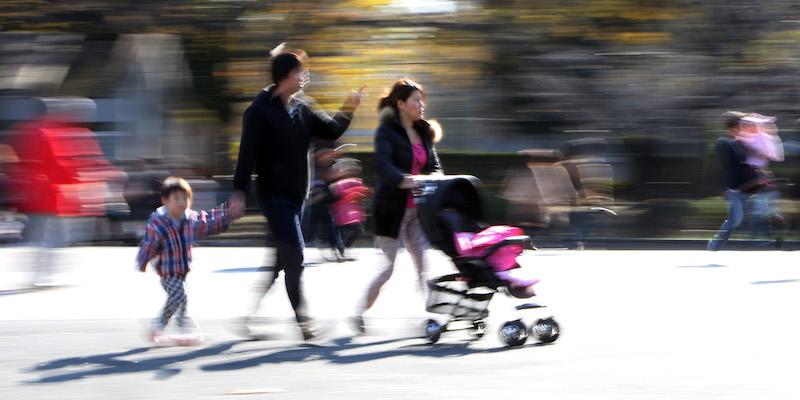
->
<box><xmin>146</xmin><ymin>323</ymin><xmax>164</xmax><ymax>342</ymax></box>
<box><xmin>178</xmin><ymin>317</ymin><xmax>199</xmax><ymax>334</ymax></box>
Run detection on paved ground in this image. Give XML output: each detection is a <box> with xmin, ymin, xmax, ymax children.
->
<box><xmin>1</xmin><ymin>245</ymin><xmax>799</xmax><ymax>399</ymax></box>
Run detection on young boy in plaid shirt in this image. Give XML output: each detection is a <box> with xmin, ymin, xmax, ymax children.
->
<box><xmin>136</xmin><ymin>177</ymin><xmax>231</xmax><ymax>341</ymax></box>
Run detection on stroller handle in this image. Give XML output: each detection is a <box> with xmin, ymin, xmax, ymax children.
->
<box><xmin>483</xmin><ymin>236</ymin><xmax>533</xmax><ymax>258</ymax></box>
<box><xmin>411</xmin><ymin>174</ymin><xmax>481</xmax><ymax>200</ymax></box>
<box><xmin>411</xmin><ymin>182</ymin><xmax>437</xmax><ymax>199</ymax></box>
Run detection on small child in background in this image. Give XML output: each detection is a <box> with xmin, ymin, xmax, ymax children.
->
<box><xmin>136</xmin><ymin>176</ymin><xmax>231</xmax><ymax>342</ymax></box>
<box><xmin>738</xmin><ymin>113</ymin><xmax>783</xmax><ymax>177</ymax></box>
<box><xmin>328</xmin><ymin>156</ymin><xmax>371</xmax><ymax>255</ymax></box>
<box><xmin>737</xmin><ymin>113</ymin><xmax>784</xmax><ymax>241</ymax></box>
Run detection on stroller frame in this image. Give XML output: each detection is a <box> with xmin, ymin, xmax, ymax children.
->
<box><xmin>415</xmin><ymin>175</ymin><xmax>560</xmax><ymax>346</ymax></box>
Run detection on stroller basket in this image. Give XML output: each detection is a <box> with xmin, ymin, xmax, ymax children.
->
<box><xmin>426</xmin><ymin>274</ymin><xmax>494</xmax><ymax>320</ymax></box>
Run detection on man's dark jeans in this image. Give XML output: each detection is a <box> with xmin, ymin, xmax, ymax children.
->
<box><xmin>259</xmin><ymin>196</ymin><xmax>309</xmax><ymax>324</ymax></box>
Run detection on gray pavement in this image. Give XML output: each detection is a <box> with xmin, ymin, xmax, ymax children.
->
<box><xmin>1</xmin><ymin>245</ymin><xmax>799</xmax><ymax>399</ymax></box>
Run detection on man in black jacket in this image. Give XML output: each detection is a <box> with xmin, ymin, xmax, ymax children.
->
<box><xmin>707</xmin><ymin>111</ymin><xmax>766</xmax><ymax>251</ymax></box>
<box><xmin>230</xmin><ymin>47</ymin><xmax>363</xmax><ymax>339</ymax></box>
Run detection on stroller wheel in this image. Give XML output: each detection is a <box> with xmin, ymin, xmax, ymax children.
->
<box><xmin>531</xmin><ymin>317</ymin><xmax>560</xmax><ymax>343</ymax></box>
<box><xmin>471</xmin><ymin>320</ymin><xmax>486</xmax><ymax>339</ymax></box>
<box><xmin>499</xmin><ymin>319</ymin><xmax>528</xmax><ymax>347</ymax></box>
<box><xmin>425</xmin><ymin>319</ymin><xmax>443</xmax><ymax>344</ymax></box>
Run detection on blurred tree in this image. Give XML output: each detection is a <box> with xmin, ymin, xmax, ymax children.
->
<box><xmin>2</xmin><ymin>0</ymin><xmax>800</xmax><ymax>152</ymax></box>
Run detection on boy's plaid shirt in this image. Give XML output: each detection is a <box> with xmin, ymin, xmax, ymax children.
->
<box><xmin>136</xmin><ymin>203</ymin><xmax>230</xmax><ymax>276</ymax></box>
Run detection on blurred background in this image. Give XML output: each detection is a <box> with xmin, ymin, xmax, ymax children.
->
<box><xmin>1</xmin><ymin>0</ymin><xmax>799</xmax><ymax>249</ymax></box>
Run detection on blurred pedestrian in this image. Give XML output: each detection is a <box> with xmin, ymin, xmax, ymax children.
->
<box><xmin>707</xmin><ymin>111</ymin><xmax>768</xmax><ymax>251</ymax></box>
<box><xmin>7</xmin><ymin>97</ymin><xmax>125</xmax><ymax>287</ymax></box>
<box><xmin>304</xmin><ymin>144</ymin><xmax>348</xmax><ymax>262</ymax></box>
<box><xmin>328</xmin><ymin>150</ymin><xmax>371</xmax><ymax>255</ymax></box>
<box><xmin>229</xmin><ymin>44</ymin><xmax>364</xmax><ymax>340</ymax></box>
<box><xmin>558</xmin><ymin>138</ymin><xmax>616</xmax><ymax>249</ymax></box>
<box><xmin>0</xmin><ymin>144</ymin><xmax>27</xmax><ymax>243</ymax></box>
<box><xmin>737</xmin><ymin>113</ymin><xmax>784</xmax><ymax>242</ymax></box>
<box><xmin>738</xmin><ymin>114</ymin><xmax>783</xmax><ymax>174</ymax></box>
<box><xmin>136</xmin><ymin>177</ymin><xmax>232</xmax><ymax>341</ymax></box>
<box><xmin>351</xmin><ymin>78</ymin><xmax>443</xmax><ymax>334</ymax></box>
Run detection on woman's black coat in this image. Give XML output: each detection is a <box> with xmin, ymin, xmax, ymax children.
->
<box><xmin>372</xmin><ymin>109</ymin><xmax>443</xmax><ymax>238</ymax></box>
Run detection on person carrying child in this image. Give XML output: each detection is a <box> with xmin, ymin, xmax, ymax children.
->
<box><xmin>707</xmin><ymin>112</ymin><xmax>770</xmax><ymax>251</ymax></box>
<box><xmin>737</xmin><ymin>113</ymin><xmax>784</xmax><ymax>242</ymax></box>
<box><xmin>136</xmin><ymin>176</ymin><xmax>232</xmax><ymax>342</ymax></box>
<box><xmin>737</xmin><ymin>114</ymin><xmax>783</xmax><ymax>184</ymax></box>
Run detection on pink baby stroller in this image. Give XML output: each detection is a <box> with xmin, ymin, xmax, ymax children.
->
<box><xmin>415</xmin><ymin>175</ymin><xmax>560</xmax><ymax>346</ymax></box>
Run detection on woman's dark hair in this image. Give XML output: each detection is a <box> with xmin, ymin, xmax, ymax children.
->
<box><xmin>377</xmin><ymin>79</ymin><xmax>424</xmax><ymax>111</ymax></box>
<box><xmin>270</xmin><ymin>49</ymin><xmax>308</xmax><ymax>84</ymax></box>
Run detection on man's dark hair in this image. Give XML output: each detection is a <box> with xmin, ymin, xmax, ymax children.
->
<box><xmin>721</xmin><ymin>111</ymin><xmax>746</xmax><ymax>131</ymax></box>
<box><xmin>271</xmin><ymin>51</ymin><xmax>307</xmax><ymax>84</ymax></box>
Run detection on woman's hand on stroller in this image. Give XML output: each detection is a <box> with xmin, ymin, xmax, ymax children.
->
<box><xmin>398</xmin><ymin>175</ymin><xmax>421</xmax><ymax>190</ymax></box>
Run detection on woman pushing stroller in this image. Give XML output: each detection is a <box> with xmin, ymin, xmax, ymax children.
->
<box><xmin>350</xmin><ymin>78</ymin><xmax>558</xmax><ymax>346</ymax></box>
<box><xmin>351</xmin><ymin>78</ymin><xmax>444</xmax><ymax>334</ymax></box>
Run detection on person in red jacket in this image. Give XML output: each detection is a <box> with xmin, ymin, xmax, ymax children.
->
<box><xmin>7</xmin><ymin>97</ymin><xmax>125</xmax><ymax>287</ymax></box>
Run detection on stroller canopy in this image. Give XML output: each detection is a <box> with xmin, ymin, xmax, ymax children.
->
<box><xmin>416</xmin><ymin>175</ymin><xmax>484</xmax><ymax>258</ymax></box>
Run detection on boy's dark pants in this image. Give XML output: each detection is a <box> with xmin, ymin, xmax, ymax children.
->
<box><xmin>159</xmin><ymin>275</ymin><xmax>187</xmax><ymax>329</ymax></box>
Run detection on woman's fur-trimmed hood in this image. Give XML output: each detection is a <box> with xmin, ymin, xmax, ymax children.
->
<box><xmin>378</xmin><ymin>107</ymin><xmax>443</xmax><ymax>143</ymax></box>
